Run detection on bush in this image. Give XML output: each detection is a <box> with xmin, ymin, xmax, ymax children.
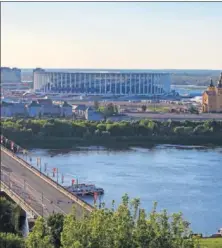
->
<box><xmin>0</xmin><ymin>233</ymin><xmax>25</xmax><ymax>248</ymax></box>
<box><xmin>1</xmin><ymin>119</ymin><xmax>222</xmax><ymax>148</ymax></box>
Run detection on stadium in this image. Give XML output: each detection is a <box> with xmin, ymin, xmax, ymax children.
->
<box><xmin>33</xmin><ymin>69</ymin><xmax>171</xmax><ymax>96</ymax></box>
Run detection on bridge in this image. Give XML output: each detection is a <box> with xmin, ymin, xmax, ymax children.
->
<box><xmin>0</xmin><ymin>145</ymin><xmax>94</xmax><ymax>220</ymax></box>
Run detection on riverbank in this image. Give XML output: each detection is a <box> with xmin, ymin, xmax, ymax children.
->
<box><xmin>3</xmin><ymin>135</ymin><xmax>222</xmax><ymax>150</ymax></box>
<box><xmin>1</xmin><ymin>119</ymin><xmax>222</xmax><ymax>149</ymax></box>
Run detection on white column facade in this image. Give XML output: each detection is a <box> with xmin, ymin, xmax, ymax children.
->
<box><xmin>130</xmin><ymin>74</ymin><xmax>132</xmax><ymax>95</ymax></box>
<box><xmin>139</xmin><ymin>74</ymin><xmax>141</xmax><ymax>95</ymax></box>
<box><xmin>99</xmin><ymin>73</ymin><xmax>102</xmax><ymax>94</ymax></box>
<box><xmin>33</xmin><ymin>70</ymin><xmax>170</xmax><ymax>96</ymax></box>
<box><xmin>105</xmin><ymin>74</ymin><xmax>107</xmax><ymax>94</ymax></box>
<box><xmin>84</xmin><ymin>73</ymin><xmax>86</xmax><ymax>92</ymax></box>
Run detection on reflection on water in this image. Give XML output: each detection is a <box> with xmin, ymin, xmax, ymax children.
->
<box><xmin>25</xmin><ymin>145</ymin><xmax>222</xmax><ymax>235</ymax></box>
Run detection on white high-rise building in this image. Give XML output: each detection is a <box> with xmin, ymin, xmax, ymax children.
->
<box><xmin>33</xmin><ymin>68</ymin><xmax>171</xmax><ymax>96</ymax></box>
<box><xmin>1</xmin><ymin>67</ymin><xmax>22</xmax><ymax>90</ymax></box>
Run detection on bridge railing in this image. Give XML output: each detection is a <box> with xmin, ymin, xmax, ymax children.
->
<box><xmin>1</xmin><ymin>170</ymin><xmax>45</xmax><ymax>217</ymax></box>
<box><xmin>1</xmin><ymin>181</ymin><xmax>40</xmax><ymax>218</ymax></box>
<box><xmin>1</xmin><ymin>145</ymin><xmax>94</xmax><ymax>213</ymax></box>
<box><xmin>1</xmin><ymin>168</ymin><xmax>67</xmax><ymax>217</ymax></box>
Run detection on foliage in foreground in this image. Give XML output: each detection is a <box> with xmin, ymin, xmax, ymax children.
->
<box><xmin>0</xmin><ymin>197</ymin><xmax>22</xmax><ymax>234</ymax></box>
<box><xmin>26</xmin><ymin>194</ymin><xmax>198</xmax><ymax>248</ymax></box>
<box><xmin>25</xmin><ymin>217</ymin><xmax>54</xmax><ymax>248</ymax></box>
<box><xmin>0</xmin><ymin>232</ymin><xmax>25</xmax><ymax>248</ymax></box>
<box><xmin>0</xmin><ymin>194</ymin><xmax>219</xmax><ymax>248</ymax></box>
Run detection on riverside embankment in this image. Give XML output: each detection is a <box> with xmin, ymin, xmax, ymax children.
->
<box><xmin>1</xmin><ymin>119</ymin><xmax>222</xmax><ymax>149</ymax></box>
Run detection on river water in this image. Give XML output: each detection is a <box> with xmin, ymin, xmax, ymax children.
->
<box><xmin>26</xmin><ymin>145</ymin><xmax>222</xmax><ymax>235</ymax></box>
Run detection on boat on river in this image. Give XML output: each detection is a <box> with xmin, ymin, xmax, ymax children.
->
<box><xmin>65</xmin><ymin>183</ymin><xmax>104</xmax><ymax>196</ymax></box>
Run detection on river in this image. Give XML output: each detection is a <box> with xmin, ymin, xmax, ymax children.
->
<box><xmin>25</xmin><ymin>145</ymin><xmax>222</xmax><ymax>235</ymax></box>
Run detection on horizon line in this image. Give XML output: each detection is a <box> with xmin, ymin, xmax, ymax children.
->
<box><xmin>4</xmin><ymin>67</ymin><xmax>221</xmax><ymax>71</ymax></box>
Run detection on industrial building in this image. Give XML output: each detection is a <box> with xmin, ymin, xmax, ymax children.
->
<box><xmin>33</xmin><ymin>68</ymin><xmax>171</xmax><ymax>96</ymax></box>
<box><xmin>1</xmin><ymin>67</ymin><xmax>22</xmax><ymax>90</ymax></box>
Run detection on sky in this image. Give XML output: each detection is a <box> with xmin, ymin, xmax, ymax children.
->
<box><xmin>1</xmin><ymin>2</ymin><xmax>222</xmax><ymax>70</ymax></box>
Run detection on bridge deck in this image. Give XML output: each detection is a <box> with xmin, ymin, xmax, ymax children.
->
<box><xmin>1</xmin><ymin>148</ymin><xmax>92</xmax><ymax>218</ymax></box>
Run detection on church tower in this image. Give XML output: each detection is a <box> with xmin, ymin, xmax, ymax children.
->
<box><xmin>202</xmin><ymin>73</ymin><xmax>222</xmax><ymax>113</ymax></box>
<box><xmin>216</xmin><ymin>73</ymin><xmax>222</xmax><ymax>111</ymax></box>
<box><xmin>207</xmin><ymin>78</ymin><xmax>216</xmax><ymax>91</ymax></box>
<box><xmin>217</xmin><ymin>72</ymin><xmax>222</xmax><ymax>89</ymax></box>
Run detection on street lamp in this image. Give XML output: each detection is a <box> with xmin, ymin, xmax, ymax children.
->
<box><xmin>41</xmin><ymin>192</ymin><xmax>44</xmax><ymax>217</ymax></box>
<box><xmin>8</xmin><ymin>171</ymin><xmax>11</xmax><ymax>189</ymax></box>
<box><xmin>37</xmin><ymin>157</ymin><xmax>41</xmax><ymax>169</ymax></box>
<box><xmin>57</xmin><ymin>168</ymin><xmax>59</xmax><ymax>185</ymax></box>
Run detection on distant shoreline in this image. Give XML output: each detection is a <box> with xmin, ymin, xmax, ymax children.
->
<box><xmin>5</xmin><ymin>136</ymin><xmax>222</xmax><ymax>150</ymax></box>
<box><xmin>2</xmin><ymin>119</ymin><xmax>222</xmax><ymax>150</ymax></box>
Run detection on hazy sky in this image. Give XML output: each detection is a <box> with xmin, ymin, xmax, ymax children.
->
<box><xmin>1</xmin><ymin>2</ymin><xmax>222</xmax><ymax>69</ymax></box>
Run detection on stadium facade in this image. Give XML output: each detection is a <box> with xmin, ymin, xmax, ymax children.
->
<box><xmin>33</xmin><ymin>69</ymin><xmax>171</xmax><ymax>95</ymax></box>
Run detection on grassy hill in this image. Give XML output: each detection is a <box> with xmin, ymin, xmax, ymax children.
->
<box><xmin>200</xmin><ymin>238</ymin><xmax>222</xmax><ymax>248</ymax></box>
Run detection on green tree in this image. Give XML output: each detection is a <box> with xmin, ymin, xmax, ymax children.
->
<box><xmin>0</xmin><ymin>197</ymin><xmax>21</xmax><ymax>234</ymax></box>
<box><xmin>1</xmin><ymin>119</ymin><xmax>222</xmax><ymax>149</ymax></box>
<box><xmin>103</xmin><ymin>103</ymin><xmax>116</xmax><ymax>117</ymax></box>
<box><xmin>174</xmin><ymin>126</ymin><xmax>186</xmax><ymax>135</ymax></box>
<box><xmin>96</xmin><ymin>123</ymin><xmax>107</xmax><ymax>132</ymax></box>
<box><xmin>193</xmin><ymin>125</ymin><xmax>208</xmax><ymax>135</ymax></box>
<box><xmin>147</xmin><ymin>120</ymin><xmax>158</xmax><ymax>133</ymax></box>
<box><xmin>141</xmin><ymin>105</ymin><xmax>147</xmax><ymax>112</ymax></box>
<box><xmin>189</xmin><ymin>105</ymin><xmax>199</xmax><ymax>114</ymax></box>
<box><xmin>94</xmin><ymin>101</ymin><xmax>100</xmax><ymax>110</ymax></box>
<box><xmin>114</xmin><ymin>105</ymin><xmax>119</xmax><ymax>114</ymax></box>
<box><xmin>61</xmin><ymin>194</ymin><xmax>197</xmax><ymax>248</ymax></box>
<box><xmin>26</xmin><ymin>217</ymin><xmax>53</xmax><ymax>248</ymax></box>
<box><xmin>0</xmin><ymin>233</ymin><xmax>25</xmax><ymax>248</ymax></box>
<box><xmin>47</xmin><ymin>213</ymin><xmax>64</xmax><ymax>248</ymax></box>
<box><xmin>61</xmin><ymin>209</ymin><xmax>90</xmax><ymax>248</ymax></box>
